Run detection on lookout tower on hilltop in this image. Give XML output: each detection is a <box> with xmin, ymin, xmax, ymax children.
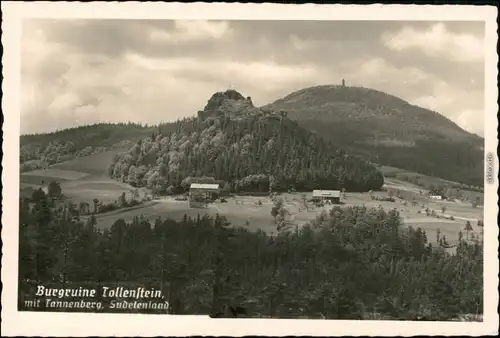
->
<box><xmin>342</xmin><ymin>79</ymin><xmax>346</xmax><ymax>87</ymax></box>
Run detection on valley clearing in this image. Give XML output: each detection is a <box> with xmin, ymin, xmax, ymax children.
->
<box><xmin>21</xmin><ymin>150</ymin><xmax>483</xmax><ymax>251</ymax></box>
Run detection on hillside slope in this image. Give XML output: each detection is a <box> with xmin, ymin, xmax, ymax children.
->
<box><xmin>263</xmin><ymin>85</ymin><xmax>484</xmax><ymax>187</ymax></box>
<box><xmin>108</xmin><ymin>90</ymin><xmax>384</xmax><ymax>193</ymax></box>
<box><xmin>20</xmin><ymin>123</ymin><xmax>154</xmax><ymax>172</ymax></box>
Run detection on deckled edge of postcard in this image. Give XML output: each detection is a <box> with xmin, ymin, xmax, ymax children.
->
<box><xmin>1</xmin><ymin>2</ymin><xmax>498</xmax><ymax>336</ymax></box>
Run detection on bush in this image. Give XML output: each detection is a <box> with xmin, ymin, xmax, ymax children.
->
<box><xmin>98</xmin><ymin>202</ymin><xmax>118</xmax><ymax>213</ymax></box>
<box><xmin>129</xmin><ymin>199</ymin><xmax>140</xmax><ymax>207</ymax></box>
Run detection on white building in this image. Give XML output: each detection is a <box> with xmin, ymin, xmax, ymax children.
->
<box><xmin>188</xmin><ymin>183</ymin><xmax>221</xmax><ymax>207</ymax></box>
<box><xmin>312</xmin><ymin>190</ymin><xmax>341</xmax><ymax>203</ymax></box>
<box><xmin>189</xmin><ymin>183</ymin><xmax>220</xmax><ymax>191</ymax></box>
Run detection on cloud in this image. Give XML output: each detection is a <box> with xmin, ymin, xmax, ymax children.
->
<box><xmin>411</xmin><ymin>95</ymin><xmax>453</xmax><ymax>112</ymax></box>
<box><xmin>125</xmin><ymin>52</ymin><xmax>320</xmax><ymax>91</ymax></box>
<box><xmin>382</xmin><ymin>23</ymin><xmax>484</xmax><ymax>63</ymax></box>
<box><xmin>21</xmin><ymin>20</ymin><xmax>322</xmax><ymax>134</ymax></box>
<box><xmin>289</xmin><ymin>34</ymin><xmax>317</xmax><ymax>51</ymax></box>
<box><xmin>456</xmin><ymin>109</ymin><xmax>484</xmax><ymax>137</ymax></box>
<box><xmin>149</xmin><ymin>20</ymin><xmax>232</xmax><ymax>43</ymax></box>
<box><xmin>20</xmin><ymin>20</ymin><xmax>485</xmax><ymax>137</ymax></box>
<box><xmin>342</xmin><ymin>57</ymin><xmax>484</xmax><ymax>136</ymax></box>
<box><xmin>410</xmin><ymin>78</ymin><xmax>484</xmax><ymax>137</ymax></box>
<box><xmin>347</xmin><ymin>57</ymin><xmax>431</xmax><ymax>88</ymax></box>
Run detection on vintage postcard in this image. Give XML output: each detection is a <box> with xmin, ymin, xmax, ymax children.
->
<box><xmin>1</xmin><ymin>2</ymin><xmax>498</xmax><ymax>336</ymax></box>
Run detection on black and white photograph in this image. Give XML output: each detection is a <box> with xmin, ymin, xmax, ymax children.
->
<box><xmin>2</xmin><ymin>2</ymin><xmax>498</xmax><ymax>337</ymax></box>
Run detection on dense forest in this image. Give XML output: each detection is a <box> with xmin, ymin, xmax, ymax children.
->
<box><xmin>19</xmin><ymin>187</ymin><xmax>483</xmax><ymax>320</ymax></box>
<box><xmin>265</xmin><ymin>85</ymin><xmax>484</xmax><ymax>187</ymax></box>
<box><xmin>108</xmin><ymin>90</ymin><xmax>384</xmax><ymax>194</ymax></box>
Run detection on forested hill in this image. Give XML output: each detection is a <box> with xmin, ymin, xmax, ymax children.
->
<box><xmin>20</xmin><ymin>123</ymin><xmax>155</xmax><ymax>172</ymax></box>
<box><xmin>264</xmin><ymin>85</ymin><xmax>484</xmax><ymax>187</ymax></box>
<box><xmin>108</xmin><ymin>90</ymin><xmax>384</xmax><ymax>193</ymax></box>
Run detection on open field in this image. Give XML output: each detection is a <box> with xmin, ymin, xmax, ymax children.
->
<box><xmin>20</xmin><ymin>168</ymin><xmax>89</xmax><ymax>181</ymax></box>
<box><xmin>87</xmin><ymin>194</ymin><xmax>340</xmax><ymax>234</ymax></box>
<box><xmin>50</xmin><ymin>148</ymin><xmax>127</xmax><ymax>175</ymax></box>
<box><xmin>60</xmin><ymin>178</ymin><xmax>143</xmax><ymax>203</ymax></box>
<box><xmin>86</xmin><ymin>196</ymin><xmax>278</xmax><ymax>232</ymax></box>
<box><xmin>87</xmin><ymin>186</ymin><xmax>483</xmax><ymax>251</ymax></box>
<box><xmin>20</xmin><ymin>151</ymin><xmax>484</xmax><ymax>248</ymax></box>
<box><xmin>379</xmin><ymin>164</ymin><xmax>459</xmax><ymax>186</ymax></box>
<box><xmin>378</xmin><ymin>164</ymin><xmax>484</xmax><ymax>201</ymax></box>
<box><xmin>380</xmin><ymin>178</ymin><xmax>483</xmax><ymax>247</ymax></box>
<box><xmin>20</xmin><ymin>149</ymin><xmax>136</xmax><ymax>204</ymax></box>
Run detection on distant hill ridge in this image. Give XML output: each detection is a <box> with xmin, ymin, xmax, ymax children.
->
<box><xmin>20</xmin><ymin>122</ymin><xmax>155</xmax><ymax>172</ymax></box>
<box><xmin>268</xmin><ymin>85</ymin><xmax>481</xmax><ymax>140</ymax></box>
<box><xmin>264</xmin><ymin>85</ymin><xmax>484</xmax><ymax>186</ymax></box>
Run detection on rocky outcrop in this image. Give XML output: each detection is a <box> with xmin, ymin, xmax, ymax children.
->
<box><xmin>199</xmin><ymin>90</ymin><xmax>260</xmax><ymax>120</ymax></box>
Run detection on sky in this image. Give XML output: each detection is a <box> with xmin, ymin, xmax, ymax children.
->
<box><xmin>21</xmin><ymin>19</ymin><xmax>485</xmax><ymax>136</ymax></box>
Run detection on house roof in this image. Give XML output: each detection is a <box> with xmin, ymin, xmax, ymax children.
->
<box><xmin>190</xmin><ymin>183</ymin><xmax>220</xmax><ymax>190</ymax></box>
<box><xmin>312</xmin><ymin>190</ymin><xmax>341</xmax><ymax>198</ymax></box>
